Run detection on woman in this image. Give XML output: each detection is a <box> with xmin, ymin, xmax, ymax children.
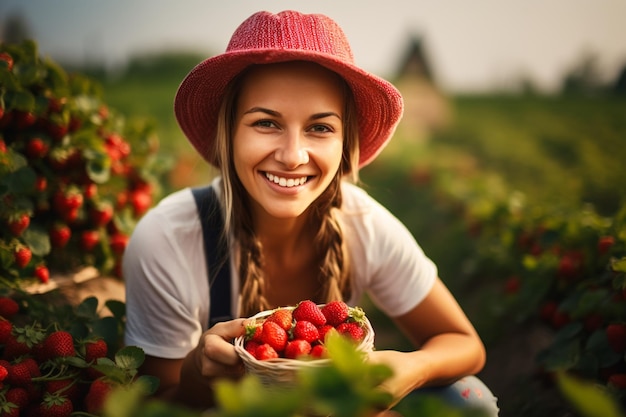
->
<box><xmin>123</xmin><ymin>10</ymin><xmax>499</xmax><ymax>415</ymax></box>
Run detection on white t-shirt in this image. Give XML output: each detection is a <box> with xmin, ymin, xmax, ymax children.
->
<box><xmin>123</xmin><ymin>178</ymin><xmax>437</xmax><ymax>359</ymax></box>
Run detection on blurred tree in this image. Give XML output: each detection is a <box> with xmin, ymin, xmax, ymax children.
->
<box><xmin>612</xmin><ymin>64</ymin><xmax>626</xmax><ymax>95</ymax></box>
<box><xmin>1</xmin><ymin>12</ymin><xmax>33</xmax><ymax>44</ymax></box>
<box><xmin>561</xmin><ymin>51</ymin><xmax>604</xmax><ymax>95</ymax></box>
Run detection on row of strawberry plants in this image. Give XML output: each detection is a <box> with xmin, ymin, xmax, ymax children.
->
<box><xmin>407</xmin><ymin>159</ymin><xmax>626</xmax><ymax>400</ymax></box>
<box><xmin>0</xmin><ymin>40</ymin><xmax>169</xmax><ymax>288</ymax></box>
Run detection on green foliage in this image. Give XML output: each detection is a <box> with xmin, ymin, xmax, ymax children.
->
<box><xmin>0</xmin><ymin>39</ymin><xmax>172</xmax><ymax>285</ymax></box>
<box><xmin>557</xmin><ymin>372</ymin><xmax>625</xmax><ymax>417</ymax></box>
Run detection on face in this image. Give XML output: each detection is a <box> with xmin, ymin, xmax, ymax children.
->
<box><xmin>232</xmin><ymin>62</ymin><xmax>345</xmax><ymax>220</ymax></box>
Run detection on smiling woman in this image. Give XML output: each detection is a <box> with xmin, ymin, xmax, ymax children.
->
<box><xmin>121</xmin><ymin>9</ymin><xmax>499</xmax><ymax>416</ymax></box>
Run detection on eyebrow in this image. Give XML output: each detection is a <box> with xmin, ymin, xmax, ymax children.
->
<box><xmin>243</xmin><ymin>107</ymin><xmax>342</xmax><ymax>121</ymax></box>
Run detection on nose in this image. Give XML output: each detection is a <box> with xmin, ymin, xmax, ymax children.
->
<box><xmin>274</xmin><ymin>132</ymin><xmax>309</xmax><ymax>168</ymax></box>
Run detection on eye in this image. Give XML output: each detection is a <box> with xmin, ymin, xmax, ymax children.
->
<box><xmin>252</xmin><ymin>119</ymin><xmax>278</xmax><ymax>129</ymax></box>
<box><xmin>309</xmin><ymin>124</ymin><xmax>333</xmax><ymax>133</ymax></box>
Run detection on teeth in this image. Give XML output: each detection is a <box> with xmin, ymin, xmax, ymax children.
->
<box><xmin>266</xmin><ymin>173</ymin><xmax>308</xmax><ymax>187</ymax></box>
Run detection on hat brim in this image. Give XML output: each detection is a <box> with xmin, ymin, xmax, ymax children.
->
<box><xmin>174</xmin><ymin>49</ymin><xmax>403</xmax><ymax>168</ymax></box>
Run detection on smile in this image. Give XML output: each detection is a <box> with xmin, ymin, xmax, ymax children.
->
<box><xmin>265</xmin><ymin>172</ymin><xmax>309</xmax><ymax>188</ymax></box>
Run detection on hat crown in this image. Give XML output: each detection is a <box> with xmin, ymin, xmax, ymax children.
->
<box><xmin>226</xmin><ymin>10</ymin><xmax>355</xmax><ymax>64</ymax></box>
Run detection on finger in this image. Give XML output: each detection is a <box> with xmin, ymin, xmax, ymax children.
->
<box><xmin>208</xmin><ymin>318</ymin><xmax>247</xmax><ymax>340</ymax></box>
<box><xmin>203</xmin><ymin>333</ymin><xmax>243</xmax><ymax>366</ymax></box>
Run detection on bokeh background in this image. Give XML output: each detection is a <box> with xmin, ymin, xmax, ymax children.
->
<box><xmin>2</xmin><ymin>1</ymin><xmax>626</xmax><ymax>416</ymax></box>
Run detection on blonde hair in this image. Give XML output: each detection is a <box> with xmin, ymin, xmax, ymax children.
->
<box><xmin>213</xmin><ymin>63</ymin><xmax>360</xmax><ymax>317</ymax></box>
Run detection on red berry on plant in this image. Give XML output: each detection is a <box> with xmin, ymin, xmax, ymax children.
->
<box><xmin>80</xmin><ymin>230</ymin><xmax>100</xmax><ymax>252</ymax></box>
<box><xmin>606</xmin><ymin>323</ymin><xmax>626</xmax><ymax>353</ymax></box>
<box><xmin>0</xmin><ymin>297</ymin><xmax>19</xmax><ymax>319</ymax></box>
<box><xmin>34</xmin><ymin>265</ymin><xmax>50</xmax><ymax>284</ymax></box>
<box><xmin>14</xmin><ymin>246</ymin><xmax>32</xmax><ymax>268</ymax></box>
<box><xmin>7</xmin><ymin>213</ymin><xmax>30</xmax><ymax>236</ymax></box>
<box><xmin>25</xmin><ymin>137</ymin><xmax>49</xmax><ymax>159</ymax></box>
<box><xmin>598</xmin><ymin>236</ymin><xmax>615</xmax><ymax>255</ymax></box>
<box><xmin>43</xmin><ymin>330</ymin><xmax>75</xmax><ymax>358</ymax></box>
<box><xmin>0</xmin><ymin>52</ymin><xmax>14</xmax><ymax>71</ymax></box>
<box><xmin>109</xmin><ymin>233</ymin><xmax>129</xmax><ymax>255</ymax></box>
<box><xmin>84</xmin><ymin>378</ymin><xmax>115</xmax><ymax>415</ymax></box>
<box><xmin>50</xmin><ymin>223</ymin><xmax>71</xmax><ymax>248</ymax></box>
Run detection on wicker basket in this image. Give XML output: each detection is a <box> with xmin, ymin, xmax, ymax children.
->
<box><xmin>234</xmin><ymin>305</ymin><xmax>375</xmax><ymax>385</ymax></box>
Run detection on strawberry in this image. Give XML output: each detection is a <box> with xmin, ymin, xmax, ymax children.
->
<box><xmin>321</xmin><ymin>300</ymin><xmax>349</xmax><ymax>326</ymax></box>
<box><xmin>53</xmin><ymin>188</ymin><xmax>84</xmax><ymax>218</ymax></box>
<box><xmin>84</xmin><ymin>378</ymin><xmax>114</xmax><ymax>414</ymax></box>
<box><xmin>7</xmin><ymin>213</ymin><xmax>30</xmax><ymax>236</ymax></box>
<box><xmin>244</xmin><ymin>340</ymin><xmax>260</xmax><ymax>356</ymax></box>
<box><xmin>35</xmin><ymin>176</ymin><xmax>48</xmax><ymax>192</ymax></box>
<box><xmin>0</xmin><ymin>297</ymin><xmax>19</xmax><ymax>319</ymax></box>
<box><xmin>130</xmin><ymin>189</ymin><xmax>152</xmax><ymax>217</ymax></box>
<box><xmin>89</xmin><ymin>202</ymin><xmax>113</xmax><ymax>227</ymax></box>
<box><xmin>13</xmin><ymin>111</ymin><xmax>36</xmax><ymax>129</ymax></box>
<box><xmin>43</xmin><ymin>331</ymin><xmax>75</xmax><ymax>358</ymax></box>
<box><xmin>5</xmin><ymin>387</ymin><xmax>29</xmax><ymax>409</ymax></box>
<box><xmin>310</xmin><ymin>344</ymin><xmax>327</xmax><ymax>358</ymax></box>
<box><xmin>45</xmin><ymin>379</ymin><xmax>80</xmax><ymax>402</ymax></box>
<box><xmin>260</xmin><ymin>320</ymin><xmax>288</xmax><ymax>352</ymax></box>
<box><xmin>84</xmin><ymin>339</ymin><xmax>108</xmax><ymax>362</ymax></box>
<box><xmin>84</xmin><ymin>183</ymin><xmax>98</xmax><ymax>199</ymax></box>
<box><xmin>50</xmin><ymin>223</ymin><xmax>71</xmax><ymax>248</ymax></box>
<box><xmin>80</xmin><ymin>230</ymin><xmax>100</xmax><ymax>252</ymax></box>
<box><xmin>598</xmin><ymin>235</ymin><xmax>615</xmax><ymax>255</ymax></box>
<box><xmin>109</xmin><ymin>232</ymin><xmax>129</xmax><ymax>255</ymax></box>
<box><xmin>284</xmin><ymin>339</ymin><xmax>311</xmax><ymax>359</ymax></box>
<box><xmin>608</xmin><ymin>373</ymin><xmax>626</xmax><ymax>390</ymax></box>
<box><xmin>38</xmin><ymin>392</ymin><xmax>73</xmax><ymax>417</ymax></box>
<box><xmin>14</xmin><ymin>246</ymin><xmax>32</xmax><ymax>269</ymax></box>
<box><xmin>244</xmin><ymin>324</ymin><xmax>263</xmax><ymax>343</ymax></box>
<box><xmin>317</xmin><ymin>324</ymin><xmax>335</xmax><ymax>342</ymax></box>
<box><xmin>25</xmin><ymin>137</ymin><xmax>49</xmax><ymax>159</ymax></box>
<box><xmin>336</xmin><ymin>322</ymin><xmax>365</xmax><ymax>342</ymax></box>
<box><xmin>2</xmin><ymin>334</ymin><xmax>30</xmax><ymax>359</ymax></box>
<box><xmin>7</xmin><ymin>361</ymin><xmax>34</xmax><ymax>387</ymax></box>
<box><xmin>293</xmin><ymin>300</ymin><xmax>326</xmax><ymax>326</ymax></box>
<box><xmin>0</xmin><ymin>52</ymin><xmax>14</xmax><ymax>71</ymax></box>
<box><xmin>0</xmin><ymin>319</ymin><xmax>12</xmax><ymax>343</ymax></box>
<box><xmin>254</xmin><ymin>344</ymin><xmax>279</xmax><ymax>361</ymax></box>
<box><xmin>606</xmin><ymin>323</ymin><xmax>626</xmax><ymax>353</ymax></box>
<box><xmin>266</xmin><ymin>308</ymin><xmax>293</xmax><ymax>331</ymax></box>
<box><xmin>292</xmin><ymin>320</ymin><xmax>320</xmax><ymax>343</ymax></box>
<box><xmin>35</xmin><ymin>265</ymin><xmax>50</xmax><ymax>284</ymax></box>
<box><xmin>0</xmin><ymin>363</ymin><xmax>8</xmax><ymax>382</ymax></box>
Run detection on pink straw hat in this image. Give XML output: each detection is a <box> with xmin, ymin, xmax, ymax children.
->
<box><xmin>174</xmin><ymin>10</ymin><xmax>403</xmax><ymax>168</ymax></box>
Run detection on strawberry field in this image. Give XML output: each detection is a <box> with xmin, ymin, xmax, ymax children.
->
<box><xmin>2</xmin><ymin>40</ymin><xmax>626</xmax><ymax>416</ymax></box>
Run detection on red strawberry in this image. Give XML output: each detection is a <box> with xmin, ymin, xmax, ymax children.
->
<box><xmin>7</xmin><ymin>361</ymin><xmax>34</xmax><ymax>387</ymax></box>
<box><xmin>0</xmin><ymin>52</ymin><xmax>14</xmax><ymax>71</ymax></box>
<box><xmin>25</xmin><ymin>137</ymin><xmax>49</xmax><ymax>159</ymax></box>
<box><xmin>244</xmin><ymin>324</ymin><xmax>263</xmax><ymax>343</ymax></box>
<box><xmin>0</xmin><ymin>319</ymin><xmax>12</xmax><ymax>343</ymax></box>
<box><xmin>293</xmin><ymin>300</ymin><xmax>326</xmax><ymax>326</ymax></box>
<box><xmin>260</xmin><ymin>320</ymin><xmax>288</xmax><ymax>352</ymax></box>
<box><xmin>598</xmin><ymin>236</ymin><xmax>615</xmax><ymax>255</ymax></box>
<box><xmin>35</xmin><ymin>265</ymin><xmax>50</xmax><ymax>284</ymax></box>
<box><xmin>317</xmin><ymin>324</ymin><xmax>335</xmax><ymax>342</ymax></box>
<box><xmin>90</xmin><ymin>202</ymin><xmax>113</xmax><ymax>227</ymax></box>
<box><xmin>608</xmin><ymin>373</ymin><xmax>626</xmax><ymax>389</ymax></box>
<box><xmin>84</xmin><ymin>378</ymin><xmax>115</xmax><ymax>414</ymax></box>
<box><xmin>50</xmin><ymin>223</ymin><xmax>71</xmax><ymax>248</ymax></box>
<box><xmin>254</xmin><ymin>344</ymin><xmax>279</xmax><ymax>361</ymax></box>
<box><xmin>84</xmin><ymin>183</ymin><xmax>98</xmax><ymax>199</ymax></box>
<box><xmin>13</xmin><ymin>111</ymin><xmax>36</xmax><ymax>129</ymax></box>
<box><xmin>336</xmin><ymin>322</ymin><xmax>365</xmax><ymax>342</ymax></box>
<box><xmin>130</xmin><ymin>189</ymin><xmax>152</xmax><ymax>217</ymax></box>
<box><xmin>2</xmin><ymin>334</ymin><xmax>30</xmax><ymax>359</ymax></box>
<box><xmin>292</xmin><ymin>320</ymin><xmax>320</xmax><ymax>343</ymax></box>
<box><xmin>0</xmin><ymin>297</ymin><xmax>19</xmax><ymax>318</ymax></box>
<box><xmin>284</xmin><ymin>339</ymin><xmax>312</xmax><ymax>359</ymax></box>
<box><xmin>0</xmin><ymin>363</ymin><xmax>8</xmax><ymax>382</ymax></box>
<box><xmin>84</xmin><ymin>339</ymin><xmax>108</xmax><ymax>362</ymax></box>
<box><xmin>35</xmin><ymin>176</ymin><xmax>48</xmax><ymax>192</ymax></box>
<box><xmin>7</xmin><ymin>213</ymin><xmax>30</xmax><ymax>236</ymax></box>
<box><xmin>80</xmin><ymin>230</ymin><xmax>100</xmax><ymax>252</ymax></box>
<box><xmin>38</xmin><ymin>392</ymin><xmax>73</xmax><ymax>417</ymax></box>
<box><xmin>45</xmin><ymin>379</ymin><xmax>80</xmax><ymax>402</ymax></box>
<box><xmin>321</xmin><ymin>300</ymin><xmax>349</xmax><ymax>326</ymax></box>
<box><xmin>13</xmin><ymin>246</ymin><xmax>31</xmax><ymax>269</ymax></box>
<box><xmin>606</xmin><ymin>323</ymin><xmax>626</xmax><ymax>353</ymax></box>
<box><xmin>244</xmin><ymin>340</ymin><xmax>260</xmax><ymax>356</ymax></box>
<box><xmin>266</xmin><ymin>308</ymin><xmax>293</xmax><ymax>331</ymax></box>
<box><xmin>310</xmin><ymin>344</ymin><xmax>327</xmax><ymax>359</ymax></box>
<box><xmin>5</xmin><ymin>387</ymin><xmax>29</xmax><ymax>409</ymax></box>
<box><xmin>43</xmin><ymin>331</ymin><xmax>75</xmax><ymax>358</ymax></box>
<box><xmin>109</xmin><ymin>233</ymin><xmax>129</xmax><ymax>255</ymax></box>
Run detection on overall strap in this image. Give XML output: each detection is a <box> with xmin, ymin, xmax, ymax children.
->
<box><xmin>191</xmin><ymin>186</ymin><xmax>233</xmax><ymax>327</ymax></box>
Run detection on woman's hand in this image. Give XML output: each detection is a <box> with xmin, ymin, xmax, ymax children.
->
<box><xmin>367</xmin><ymin>349</ymin><xmax>429</xmax><ymax>404</ymax></box>
<box><xmin>194</xmin><ymin>318</ymin><xmax>247</xmax><ymax>379</ymax></box>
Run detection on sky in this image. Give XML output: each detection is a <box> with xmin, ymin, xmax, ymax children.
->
<box><xmin>1</xmin><ymin>0</ymin><xmax>625</xmax><ymax>93</ymax></box>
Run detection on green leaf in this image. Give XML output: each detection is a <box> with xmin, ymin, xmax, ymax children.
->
<box><xmin>22</xmin><ymin>226</ymin><xmax>51</xmax><ymax>257</ymax></box>
<box><xmin>105</xmin><ymin>299</ymin><xmax>126</xmax><ymax>320</ymax></box>
<box><xmin>115</xmin><ymin>345</ymin><xmax>145</xmax><ymax>370</ymax></box>
<box><xmin>3</xmin><ymin>89</ymin><xmax>35</xmax><ymax>111</ymax></box>
<box><xmin>76</xmin><ymin>296</ymin><xmax>99</xmax><ymax>317</ymax></box>
<box><xmin>611</xmin><ymin>257</ymin><xmax>626</xmax><ymax>273</ymax></box>
<box><xmin>3</xmin><ymin>166</ymin><xmax>36</xmax><ymax>193</ymax></box>
<box><xmin>557</xmin><ymin>372</ymin><xmax>624</xmax><ymax>417</ymax></box>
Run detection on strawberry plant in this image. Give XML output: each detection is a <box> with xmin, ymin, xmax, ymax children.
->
<box><xmin>0</xmin><ymin>40</ymin><xmax>170</xmax><ymax>287</ymax></box>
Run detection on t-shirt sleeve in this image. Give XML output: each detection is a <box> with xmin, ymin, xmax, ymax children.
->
<box><xmin>123</xmin><ymin>203</ymin><xmax>206</xmax><ymax>359</ymax></box>
<box><xmin>343</xmin><ymin>185</ymin><xmax>438</xmax><ymax>318</ymax></box>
